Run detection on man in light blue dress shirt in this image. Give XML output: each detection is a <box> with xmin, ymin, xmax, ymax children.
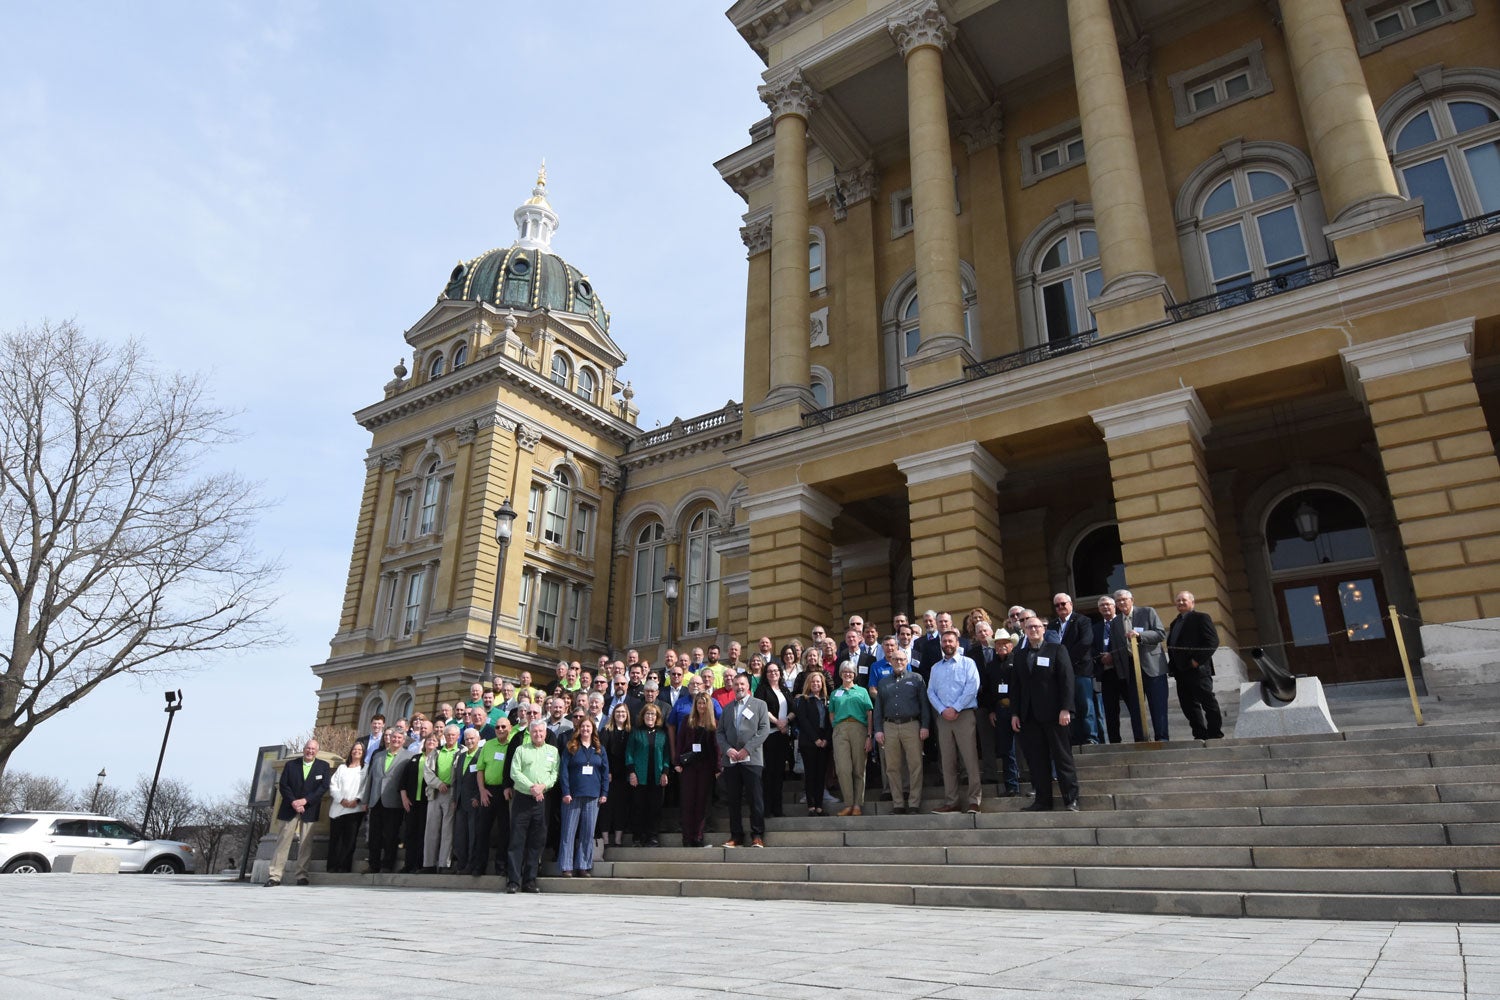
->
<box><xmin>927</xmin><ymin>627</ymin><xmax>982</xmax><ymax>813</ymax></box>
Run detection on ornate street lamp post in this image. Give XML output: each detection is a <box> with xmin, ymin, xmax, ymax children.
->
<box><xmin>662</xmin><ymin>564</ymin><xmax>681</xmax><ymax>654</ymax></box>
<box><xmin>483</xmin><ymin>499</ymin><xmax>519</xmax><ymax>679</ymax></box>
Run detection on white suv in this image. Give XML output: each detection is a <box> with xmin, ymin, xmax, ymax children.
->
<box><xmin>0</xmin><ymin>811</ymin><xmax>197</xmax><ymax>874</ymax></box>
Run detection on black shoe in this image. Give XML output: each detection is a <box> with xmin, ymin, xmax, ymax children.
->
<box><xmin>523</xmin><ymin>882</ymin><xmax>541</xmax><ymax>893</ymax></box>
<box><xmin>1021</xmin><ymin>802</ymin><xmax>1053</xmax><ymax>812</ymax></box>
<box><xmin>263</xmin><ymin>878</ymin><xmax>280</xmax><ymax>887</ymax></box>
<box><xmin>506</xmin><ymin>882</ymin><xmax>519</xmax><ymax>894</ymax></box>
<box><xmin>1065</xmin><ymin>801</ymin><xmax>1081</xmax><ymax>812</ymax></box>
<box><xmin>646</xmin><ymin>838</ymin><xmax>660</xmax><ymax>848</ymax></box>
<box><xmin>296</xmin><ymin>875</ymin><xmax>310</xmax><ymax>886</ymax></box>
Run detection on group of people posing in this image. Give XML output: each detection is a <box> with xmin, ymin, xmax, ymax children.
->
<box><xmin>267</xmin><ymin>588</ymin><xmax>1222</xmax><ymax>890</ymax></box>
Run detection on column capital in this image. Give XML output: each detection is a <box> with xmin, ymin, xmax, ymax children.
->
<box><xmin>887</xmin><ymin>1</ymin><xmax>954</xmax><ymax>59</ymax></box>
<box><xmin>955</xmin><ymin>102</ymin><xmax>1004</xmax><ymax>154</ymax></box>
<box><xmin>1340</xmin><ymin>319</ymin><xmax>1475</xmax><ymax>400</ymax></box>
<box><xmin>896</xmin><ymin>441</ymin><xmax>1007</xmax><ymax>488</ymax></box>
<box><xmin>740</xmin><ymin>483</ymin><xmax>842</xmax><ymax>528</ymax></box>
<box><xmin>827</xmin><ymin>160</ymin><xmax>879</xmax><ymax>221</ymax></box>
<box><xmin>1091</xmin><ymin>387</ymin><xmax>1210</xmax><ymax>446</ymax></box>
<box><xmin>758</xmin><ymin>69</ymin><xmax>820</xmax><ymax>123</ymax></box>
<box><xmin>376</xmin><ymin>449</ymin><xmax>404</xmax><ymax>472</ymax></box>
<box><xmin>740</xmin><ymin>215</ymin><xmax>772</xmax><ymax>256</ymax></box>
<box><xmin>514</xmin><ymin>423</ymin><xmax>541</xmax><ymax>451</ymax></box>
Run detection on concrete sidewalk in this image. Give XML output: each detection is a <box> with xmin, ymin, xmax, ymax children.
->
<box><xmin>1</xmin><ymin>876</ymin><xmax>1497</xmax><ymax>999</ymax></box>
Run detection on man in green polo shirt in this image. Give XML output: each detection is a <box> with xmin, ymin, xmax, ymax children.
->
<box><xmin>473</xmin><ymin>718</ymin><xmax>512</xmax><ymax>878</ymax></box>
<box><xmin>422</xmin><ymin>724</ymin><xmax>461</xmax><ymax>872</ymax></box>
<box><xmin>504</xmin><ymin>719</ymin><xmax>558</xmax><ymax>893</ymax></box>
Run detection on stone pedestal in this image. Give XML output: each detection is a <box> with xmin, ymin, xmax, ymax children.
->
<box><xmin>1233</xmin><ymin>677</ymin><xmax>1337</xmax><ymax>738</ymax></box>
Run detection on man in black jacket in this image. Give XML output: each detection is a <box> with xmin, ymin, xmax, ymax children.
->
<box><xmin>1167</xmin><ymin>590</ymin><xmax>1224</xmax><ymax>739</ymax></box>
<box><xmin>266</xmin><ymin>739</ymin><xmax>332</xmax><ymax>886</ymax></box>
<box><xmin>1049</xmin><ymin>593</ymin><xmax>1097</xmax><ymax>746</ymax></box>
<box><xmin>1010</xmin><ymin>616</ymin><xmax>1080</xmax><ymax>812</ymax></box>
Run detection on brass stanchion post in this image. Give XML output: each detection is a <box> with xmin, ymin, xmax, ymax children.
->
<box><xmin>1389</xmin><ymin>604</ymin><xmax>1423</xmax><ymax>726</ymax></box>
<box><xmin>1129</xmin><ymin>631</ymin><xmax>1150</xmax><ymax>740</ymax></box>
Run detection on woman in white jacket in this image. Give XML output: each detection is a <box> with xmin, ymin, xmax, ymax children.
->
<box><xmin>326</xmin><ymin>742</ymin><xmax>367</xmax><ymax>873</ymax></box>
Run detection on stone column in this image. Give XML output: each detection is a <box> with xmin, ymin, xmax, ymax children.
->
<box><xmin>1065</xmin><ymin>0</ymin><xmax>1169</xmax><ymax>334</ymax></box>
<box><xmin>957</xmin><ymin>104</ymin><xmax>1021</xmax><ymax>359</ymax></box>
<box><xmin>743</xmin><ymin>483</ymin><xmax>841</xmax><ymax>644</ymax></box>
<box><xmin>1281</xmin><ymin>0</ymin><xmax>1425</xmax><ymax>265</ymax></box>
<box><xmin>830</xmin><ymin>161</ymin><xmax>882</xmax><ymax>401</ymax></box>
<box><xmin>740</xmin><ymin>218</ymin><xmax>773</xmax><ymax>439</ymax></box>
<box><xmin>436</xmin><ymin>422</ymin><xmax>478</xmax><ymax>611</ymax></box>
<box><xmin>1341</xmin><ymin>320</ymin><xmax>1500</xmax><ymax>685</ymax></box>
<box><xmin>896</xmin><ymin>442</ymin><xmax>1007</xmax><ymax>614</ymax></box>
<box><xmin>455</xmin><ymin>415</ymin><xmax>521</xmax><ymax>634</ymax></box>
<box><xmin>889</xmin><ymin>2</ymin><xmax>971</xmax><ymax>389</ymax></box>
<box><xmin>339</xmin><ymin>455</ymin><xmax>389</xmax><ymax>633</ymax></box>
<box><xmin>353</xmin><ymin>450</ymin><xmax>404</xmax><ymax>632</ymax></box>
<box><xmin>1091</xmin><ymin>389</ymin><xmax>1243</xmax><ymax>685</ymax></box>
<box><xmin>753</xmin><ymin>70</ymin><xmax>819</xmax><ymax>434</ymax></box>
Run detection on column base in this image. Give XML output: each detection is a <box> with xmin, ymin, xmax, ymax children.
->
<box><xmin>903</xmin><ymin>334</ymin><xmax>975</xmax><ymax>390</ymax></box>
<box><xmin>749</xmin><ymin>386</ymin><xmax>817</xmax><ymax>436</ymax></box>
<box><xmin>1324</xmin><ymin>195</ymin><xmax>1426</xmax><ymax>267</ymax></box>
<box><xmin>1090</xmin><ymin>272</ymin><xmax>1170</xmax><ymax>335</ymax></box>
<box><xmin>1419</xmin><ymin>618</ymin><xmax>1500</xmax><ymax>689</ymax></box>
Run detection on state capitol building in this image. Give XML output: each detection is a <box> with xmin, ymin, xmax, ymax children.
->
<box><xmin>312</xmin><ymin>0</ymin><xmax>1500</xmax><ymax>729</ymax></box>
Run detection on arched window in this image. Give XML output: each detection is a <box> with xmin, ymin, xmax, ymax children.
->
<box><xmin>390</xmin><ymin>690</ymin><xmax>414</xmax><ymax>724</ymax></box>
<box><xmin>357</xmin><ymin>691</ymin><xmax>386</xmax><ymax>735</ymax></box>
<box><xmin>418</xmin><ymin>461</ymin><xmax>441</xmax><ymax>535</ymax></box>
<box><xmin>809</xmin><ymin>230</ymin><xmax>826</xmax><ymax>292</ymax></box>
<box><xmin>1070</xmin><ymin>524</ymin><xmax>1126</xmax><ymax>599</ymax></box>
<box><xmin>1036</xmin><ymin>227</ymin><xmax>1102</xmax><ymax>344</ymax></box>
<box><xmin>810</xmin><ymin>366</ymin><xmax>833</xmax><ymax>408</ymax></box>
<box><xmin>1198</xmin><ymin>167</ymin><xmax>1309</xmax><ymax>300</ymax></box>
<box><xmin>881</xmin><ymin>263</ymin><xmax>978</xmax><ymax>387</ymax></box>
<box><xmin>1390</xmin><ymin>95</ymin><xmax>1500</xmax><ymax>233</ymax></box>
<box><xmin>630</xmin><ymin>522</ymin><xmax>667</xmax><ymax>642</ymax></box>
<box><xmin>576</xmin><ymin>367</ymin><xmax>596</xmax><ymax>401</ymax></box>
<box><xmin>684</xmin><ymin>509</ymin><xmax>720</xmax><ymax>635</ymax></box>
<box><xmin>550</xmin><ymin>352</ymin><xmax>571</xmax><ymax>388</ymax></box>
<box><xmin>428</xmin><ymin>353</ymin><xmax>445</xmax><ymax>379</ymax></box>
<box><xmin>544</xmin><ymin>469</ymin><xmax>570</xmax><ymax>545</ymax></box>
<box><xmin>451</xmin><ymin>343</ymin><xmax>468</xmax><ymax>369</ymax></box>
<box><xmin>1266</xmin><ymin>489</ymin><xmax>1376</xmax><ymax>572</ymax></box>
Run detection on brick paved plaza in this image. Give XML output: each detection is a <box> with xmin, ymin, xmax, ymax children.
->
<box><xmin>2</xmin><ymin>876</ymin><xmax>1496</xmax><ymax>999</ymax></box>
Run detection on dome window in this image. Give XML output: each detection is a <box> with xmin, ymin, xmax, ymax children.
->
<box><xmin>575</xmin><ymin>280</ymin><xmax>592</xmax><ymax>300</ymax></box>
<box><xmin>450</xmin><ymin>263</ymin><xmax>467</xmax><ymax>283</ymax></box>
<box><xmin>509</xmin><ymin>256</ymin><xmax>531</xmax><ymax>276</ymax></box>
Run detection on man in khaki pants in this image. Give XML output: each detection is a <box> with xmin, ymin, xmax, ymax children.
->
<box><xmin>873</xmin><ymin>647</ymin><xmax>930</xmax><ymax>813</ymax></box>
<box><xmin>927</xmin><ymin>628</ymin><xmax>983</xmax><ymax>813</ymax></box>
<box><xmin>266</xmin><ymin>740</ymin><xmax>331</xmax><ymax>887</ymax></box>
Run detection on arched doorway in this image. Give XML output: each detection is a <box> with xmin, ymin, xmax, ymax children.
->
<box><xmin>1266</xmin><ymin>489</ymin><xmax>1401</xmax><ymax>684</ymax></box>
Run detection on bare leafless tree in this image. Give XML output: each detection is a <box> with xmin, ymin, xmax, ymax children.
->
<box><xmin>128</xmin><ymin>773</ymin><xmax>198</xmax><ymax>839</ymax></box>
<box><xmin>0</xmin><ymin>769</ymin><xmax>72</xmax><ymax>811</ymax></box>
<box><xmin>0</xmin><ymin>320</ymin><xmax>281</xmax><ymax>779</ymax></box>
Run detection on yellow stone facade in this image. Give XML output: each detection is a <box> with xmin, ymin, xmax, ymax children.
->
<box><xmin>316</xmin><ymin>1</ymin><xmax>1500</xmax><ymax>726</ymax></box>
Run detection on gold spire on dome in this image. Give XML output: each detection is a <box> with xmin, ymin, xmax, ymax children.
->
<box><xmin>524</xmin><ymin>159</ymin><xmax>551</xmax><ymax>208</ymax></box>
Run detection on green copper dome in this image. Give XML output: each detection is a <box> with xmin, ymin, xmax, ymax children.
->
<box><xmin>442</xmin><ymin>247</ymin><xmax>609</xmax><ymax>332</ymax></box>
<box><xmin>439</xmin><ymin>165</ymin><xmax>610</xmax><ymax>331</ymax></box>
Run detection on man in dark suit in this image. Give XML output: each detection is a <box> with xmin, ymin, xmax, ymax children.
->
<box><xmin>1167</xmin><ymin>590</ymin><xmax>1224</xmax><ymax>740</ymax></box>
<box><xmin>975</xmin><ymin>624</ymin><xmax>1022</xmax><ymax>795</ymax></box>
<box><xmin>911</xmin><ymin>610</ymin><xmax>944</xmax><ymax>680</ymax></box>
<box><xmin>1115</xmin><ymin>589</ymin><xmax>1170</xmax><ymax>741</ymax></box>
<box><xmin>1010</xmin><ymin>616</ymin><xmax>1080</xmax><ymax>811</ymax></box>
<box><xmin>1049</xmin><ymin>593</ymin><xmax>1097</xmax><ymax>746</ymax></box>
<box><xmin>355</xmin><ymin>714</ymin><xmax>386</xmax><ymax>760</ymax></box>
<box><xmin>266</xmin><ymin>739</ymin><xmax>332</xmax><ymax>886</ymax></box>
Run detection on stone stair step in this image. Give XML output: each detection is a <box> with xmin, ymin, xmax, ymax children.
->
<box><xmin>1250</xmin><ymin>845</ymin><xmax>1498</xmax><ymax>868</ymax></box>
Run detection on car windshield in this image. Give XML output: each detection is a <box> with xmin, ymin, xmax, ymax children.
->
<box><xmin>98</xmin><ymin>821</ymin><xmax>143</xmax><ymax>840</ymax></box>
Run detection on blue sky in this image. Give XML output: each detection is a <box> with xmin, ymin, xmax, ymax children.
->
<box><xmin>0</xmin><ymin>2</ymin><xmax>768</xmax><ymax>800</ymax></box>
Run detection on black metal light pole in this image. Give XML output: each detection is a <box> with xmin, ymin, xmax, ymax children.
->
<box><xmin>90</xmin><ymin>767</ymin><xmax>106</xmax><ymax>813</ymax></box>
<box><xmin>483</xmin><ymin>500</ymin><xmax>519</xmax><ymax>679</ymax></box>
<box><xmin>142</xmin><ymin>690</ymin><xmax>183</xmax><ymax>838</ymax></box>
<box><xmin>662</xmin><ymin>564</ymin><xmax>681</xmax><ymax>654</ymax></box>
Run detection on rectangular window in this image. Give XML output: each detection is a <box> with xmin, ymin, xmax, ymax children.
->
<box><xmin>564</xmin><ymin>585</ymin><xmax>586</xmax><ymax>647</ymax></box>
<box><xmin>418</xmin><ymin>480</ymin><xmax>440</xmax><ymax>536</ymax></box>
<box><xmin>396</xmin><ymin>493</ymin><xmax>413</xmax><ymax>542</ymax></box>
<box><xmin>1019</xmin><ymin>118</ymin><xmax>1086</xmax><ymax>188</ymax></box>
<box><xmin>526</xmin><ymin>483</ymin><xmax>545</xmax><ymax>536</ymax></box>
<box><xmin>402</xmin><ymin>571</ymin><xmax>425</xmax><ymax>637</ymax></box>
<box><xmin>1168</xmin><ymin>41</ymin><xmax>1272</xmax><ymax>127</ymax></box>
<box><xmin>573</xmin><ymin>504</ymin><xmax>593</xmax><ymax>555</ymax></box>
<box><xmin>1349</xmin><ymin>0</ymin><xmax>1473</xmax><ymax>54</ymax></box>
<box><xmin>890</xmin><ymin>190</ymin><xmax>915</xmax><ymax>239</ymax></box>
<box><xmin>517</xmin><ymin>570</ymin><xmax>533</xmax><ymax>636</ymax></box>
<box><xmin>544</xmin><ymin>484</ymin><xmax>568</xmax><ymax>545</ymax></box>
<box><xmin>383</xmin><ymin>576</ymin><xmax>398</xmax><ymax>636</ymax></box>
<box><xmin>535</xmin><ymin>577</ymin><xmax>562</xmax><ymax>645</ymax></box>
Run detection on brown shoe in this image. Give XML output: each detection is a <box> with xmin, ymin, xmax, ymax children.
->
<box><xmin>836</xmin><ymin>807</ymin><xmax>854</xmax><ymax>817</ymax></box>
<box><xmin>932</xmin><ymin>804</ymin><xmax>959</xmax><ymax>814</ymax></box>
<box><xmin>721</xmin><ymin>839</ymin><xmax>739</xmax><ymax>848</ymax></box>
<box><xmin>850</xmin><ymin>806</ymin><xmax>863</xmax><ymax>816</ymax></box>
<box><xmin>966</xmin><ymin>800</ymin><xmax>981</xmax><ymax>813</ymax></box>
<box><xmin>752</xmin><ymin>837</ymin><xmax>765</xmax><ymax>848</ymax></box>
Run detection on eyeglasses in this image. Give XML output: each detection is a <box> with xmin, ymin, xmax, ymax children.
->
<box><xmin>1053</xmin><ymin>602</ymin><xmax>1070</xmax><ymax>608</ymax></box>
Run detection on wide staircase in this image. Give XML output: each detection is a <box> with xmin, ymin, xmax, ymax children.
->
<box><xmin>548</xmin><ymin>721</ymin><xmax>1500</xmax><ymax>920</ymax></box>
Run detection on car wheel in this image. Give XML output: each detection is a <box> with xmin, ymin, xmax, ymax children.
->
<box><xmin>144</xmin><ymin>857</ymin><xmax>184</xmax><ymax>875</ymax></box>
<box><xmin>3</xmin><ymin>856</ymin><xmax>50</xmax><ymax>874</ymax></box>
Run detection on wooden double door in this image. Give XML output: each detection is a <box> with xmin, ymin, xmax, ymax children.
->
<box><xmin>1272</xmin><ymin>568</ymin><xmax>1403</xmax><ymax>685</ymax></box>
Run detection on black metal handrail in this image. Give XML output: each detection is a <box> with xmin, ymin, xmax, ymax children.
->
<box><xmin>1167</xmin><ymin>261</ymin><xmax>1338</xmax><ymax>321</ymax></box>
<box><xmin>1426</xmin><ymin>208</ymin><xmax>1500</xmax><ymax>246</ymax></box>
<box><xmin>965</xmin><ymin>329</ymin><xmax>1098</xmax><ymax>380</ymax></box>
<box><xmin>802</xmin><ymin>385</ymin><xmax>908</xmax><ymax>426</ymax></box>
